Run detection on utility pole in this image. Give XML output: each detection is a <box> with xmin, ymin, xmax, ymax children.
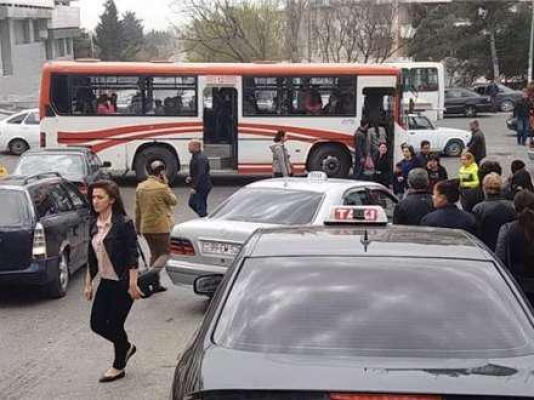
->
<box><xmin>529</xmin><ymin>0</ymin><xmax>534</xmax><ymax>83</ymax></box>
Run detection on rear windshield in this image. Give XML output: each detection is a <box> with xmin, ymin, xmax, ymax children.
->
<box><xmin>14</xmin><ymin>154</ymin><xmax>85</xmax><ymax>179</ymax></box>
<box><xmin>215</xmin><ymin>257</ymin><xmax>534</xmax><ymax>358</ymax></box>
<box><xmin>210</xmin><ymin>188</ymin><xmax>323</xmax><ymax>225</ymax></box>
<box><xmin>0</xmin><ymin>190</ymin><xmax>30</xmax><ymax>226</ymax></box>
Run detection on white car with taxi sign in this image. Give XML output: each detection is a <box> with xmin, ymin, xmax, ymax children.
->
<box><xmin>166</xmin><ymin>173</ymin><xmax>398</xmax><ymax>292</ymax></box>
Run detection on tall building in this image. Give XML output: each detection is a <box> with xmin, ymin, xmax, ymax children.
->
<box><xmin>0</xmin><ymin>0</ymin><xmax>80</xmax><ymax>108</ymax></box>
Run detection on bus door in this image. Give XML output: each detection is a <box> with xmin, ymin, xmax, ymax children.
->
<box><xmin>202</xmin><ymin>83</ymin><xmax>238</xmax><ymax>171</ymax></box>
<box><xmin>361</xmin><ymin>87</ymin><xmax>398</xmax><ymax>174</ymax></box>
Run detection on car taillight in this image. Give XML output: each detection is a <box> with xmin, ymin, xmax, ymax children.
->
<box><xmin>331</xmin><ymin>396</ymin><xmax>442</xmax><ymax>400</ymax></box>
<box><xmin>32</xmin><ymin>222</ymin><xmax>47</xmax><ymax>259</ymax></box>
<box><xmin>170</xmin><ymin>238</ymin><xmax>195</xmax><ymax>256</ymax></box>
<box><xmin>40</xmin><ymin>132</ymin><xmax>46</xmax><ymax>148</ymax></box>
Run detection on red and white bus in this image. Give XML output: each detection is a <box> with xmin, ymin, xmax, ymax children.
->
<box><xmin>40</xmin><ymin>62</ymin><xmax>407</xmax><ymax>181</ymax></box>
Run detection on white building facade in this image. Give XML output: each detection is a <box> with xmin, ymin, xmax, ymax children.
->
<box><xmin>0</xmin><ymin>0</ymin><xmax>80</xmax><ymax>108</ymax></box>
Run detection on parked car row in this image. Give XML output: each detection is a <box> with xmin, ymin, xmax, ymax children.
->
<box><xmin>444</xmin><ymin>83</ymin><xmax>523</xmax><ymax>117</ymax></box>
<box><xmin>0</xmin><ymin>147</ymin><xmax>111</xmax><ymax>298</ymax></box>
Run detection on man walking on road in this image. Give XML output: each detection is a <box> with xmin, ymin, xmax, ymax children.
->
<box><xmin>186</xmin><ymin>140</ymin><xmax>212</xmax><ymax>217</ymax></box>
<box><xmin>513</xmin><ymin>91</ymin><xmax>531</xmax><ymax>146</ymax></box>
<box><xmin>135</xmin><ymin>160</ymin><xmax>178</xmax><ymax>292</ymax></box>
<box><xmin>466</xmin><ymin>119</ymin><xmax>487</xmax><ymax>164</ymax></box>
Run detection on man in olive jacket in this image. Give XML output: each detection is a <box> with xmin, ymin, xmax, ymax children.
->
<box><xmin>135</xmin><ymin>160</ymin><xmax>178</xmax><ymax>292</ymax></box>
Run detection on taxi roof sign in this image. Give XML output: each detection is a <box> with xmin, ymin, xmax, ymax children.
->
<box><xmin>325</xmin><ymin>206</ymin><xmax>388</xmax><ymax>225</ymax></box>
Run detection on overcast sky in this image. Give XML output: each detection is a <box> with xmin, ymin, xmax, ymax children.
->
<box><xmin>74</xmin><ymin>0</ymin><xmax>179</xmax><ymax>31</ymax></box>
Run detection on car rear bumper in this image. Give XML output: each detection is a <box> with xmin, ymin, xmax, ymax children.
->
<box><xmin>0</xmin><ymin>257</ymin><xmax>59</xmax><ymax>285</ymax></box>
<box><xmin>166</xmin><ymin>258</ymin><xmax>228</xmax><ymax>287</ymax></box>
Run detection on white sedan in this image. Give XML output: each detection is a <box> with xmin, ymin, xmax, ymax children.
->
<box><xmin>0</xmin><ymin>109</ymin><xmax>40</xmax><ymax>155</ymax></box>
<box><xmin>165</xmin><ymin>174</ymin><xmax>398</xmax><ymax>292</ymax></box>
<box><xmin>406</xmin><ymin>114</ymin><xmax>471</xmax><ymax>157</ymax></box>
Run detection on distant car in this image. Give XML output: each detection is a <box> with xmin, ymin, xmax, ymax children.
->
<box><xmin>13</xmin><ymin>147</ymin><xmax>111</xmax><ymax>196</ymax></box>
<box><xmin>0</xmin><ymin>173</ymin><xmax>91</xmax><ymax>298</ymax></box>
<box><xmin>444</xmin><ymin>88</ymin><xmax>493</xmax><ymax>117</ymax></box>
<box><xmin>406</xmin><ymin>114</ymin><xmax>471</xmax><ymax>157</ymax></box>
<box><xmin>171</xmin><ymin>207</ymin><xmax>534</xmax><ymax>399</ymax></box>
<box><xmin>0</xmin><ymin>109</ymin><xmax>40</xmax><ymax>155</ymax></box>
<box><xmin>165</xmin><ymin>174</ymin><xmax>398</xmax><ymax>291</ymax></box>
<box><xmin>472</xmin><ymin>83</ymin><xmax>523</xmax><ymax>112</ymax></box>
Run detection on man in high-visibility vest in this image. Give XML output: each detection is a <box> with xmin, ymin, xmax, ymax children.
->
<box><xmin>0</xmin><ymin>164</ymin><xmax>8</xmax><ymax>178</ymax></box>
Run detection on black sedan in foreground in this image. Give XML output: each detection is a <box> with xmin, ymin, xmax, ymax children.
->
<box><xmin>444</xmin><ymin>87</ymin><xmax>493</xmax><ymax>117</ymax></box>
<box><xmin>172</xmin><ymin>206</ymin><xmax>534</xmax><ymax>400</ymax></box>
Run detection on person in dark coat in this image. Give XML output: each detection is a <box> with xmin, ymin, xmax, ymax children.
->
<box><xmin>513</xmin><ymin>91</ymin><xmax>531</xmax><ymax>146</ymax></box>
<box><xmin>496</xmin><ymin>190</ymin><xmax>534</xmax><ymax>304</ymax></box>
<box><xmin>466</xmin><ymin>119</ymin><xmax>487</xmax><ymax>164</ymax></box>
<box><xmin>415</xmin><ymin>140</ymin><xmax>432</xmax><ymax>167</ymax></box>
<box><xmin>421</xmin><ymin>179</ymin><xmax>476</xmax><ymax>234</ymax></box>
<box><xmin>394</xmin><ymin>144</ymin><xmax>421</xmax><ymax>197</ymax></box>
<box><xmin>186</xmin><ymin>140</ymin><xmax>212</xmax><ymax>217</ymax></box>
<box><xmin>373</xmin><ymin>142</ymin><xmax>392</xmax><ymax>188</ymax></box>
<box><xmin>393</xmin><ymin>168</ymin><xmax>434</xmax><ymax>226</ymax></box>
<box><xmin>472</xmin><ymin>173</ymin><xmax>516</xmax><ymax>251</ymax></box>
<box><xmin>505</xmin><ymin>160</ymin><xmax>534</xmax><ymax>200</ymax></box>
<box><xmin>461</xmin><ymin>160</ymin><xmax>502</xmax><ymax>213</ymax></box>
<box><xmin>426</xmin><ymin>154</ymin><xmax>448</xmax><ymax>190</ymax></box>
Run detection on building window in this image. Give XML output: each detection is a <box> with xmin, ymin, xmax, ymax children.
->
<box><xmin>66</xmin><ymin>38</ymin><xmax>73</xmax><ymax>55</ymax></box>
<box><xmin>14</xmin><ymin>20</ymin><xmax>31</xmax><ymax>45</ymax></box>
<box><xmin>55</xmin><ymin>39</ymin><xmax>66</xmax><ymax>57</ymax></box>
<box><xmin>33</xmin><ymin>20</ymin><xmax>41</xmax><ymax>42</ymax></box>
<box><xmin>45</xmin><ymin>40</ymin><xmax>53</xmax><ymax>60</ymax></box>
<box><xmin>0</xmin><ymin>20</ymin><xmax>13</xmax><ymax>76</ymax></box>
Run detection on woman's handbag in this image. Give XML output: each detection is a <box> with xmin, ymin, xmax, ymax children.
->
<box><xmin>136</xmin><ymin>240</ymin><xmax>159</xmax><ymax>298</ymax></box>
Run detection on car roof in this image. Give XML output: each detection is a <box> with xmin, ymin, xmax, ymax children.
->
<box><xmin>0</xmin><ymin>175</ymin><xmax>64</xmax><ymax>189</ymax></box>
<box><xmin>247</xmin><ymin>225</ymin><xmax>490</xmax><ymax>261</ymax></box>
<box><xmin>22</xmin><ymin>147</ymin><xmax>91</xmax><ymax>156</ymax></box>
<box><xmin>245</xmin><ymin>177</ymin><xmax>386</xmax><ymax>194</ymax></box>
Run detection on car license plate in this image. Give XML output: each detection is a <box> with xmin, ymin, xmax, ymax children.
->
<box><xmin>201</xmin><ymin>241</ymin><xmax>241</xmax><ymax>256</ymax></box>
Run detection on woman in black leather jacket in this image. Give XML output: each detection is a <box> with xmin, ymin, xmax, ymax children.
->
<box><xmin>84</xmin><ymin>180</ymin><xmax>143</xmax><ymax>382</ymax></box>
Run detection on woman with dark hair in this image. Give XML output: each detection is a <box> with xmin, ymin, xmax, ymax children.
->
<box><xmin>270</xmin><ymin>130</ymin><xmax>292</xmax><ymax>177</ymax></box>
<box><xmin>393</xmin><ymin>144</ymin><xmax>420</xmax><ymax>197</ymax></box>
<box><xmin>85</xmin><ymin>180</ymin><xmax>143</xmax><ymax>382</ymax></box>
<box><xmin>373</xmin><ymin>142</ymin><xmax>392</xmax><ymax>188</ymax></box>
<box><xmin>496</xmin><ymin>190</ymin><xmax>534</xmax><ymax>304</ymax></box>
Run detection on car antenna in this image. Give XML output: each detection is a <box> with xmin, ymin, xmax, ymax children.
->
<box><xmin>361</xmin><ymin>229</ymin><xmax>371</xmax><ymax>253</ymax></box>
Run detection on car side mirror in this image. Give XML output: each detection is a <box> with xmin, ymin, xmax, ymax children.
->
<box><xmin>193</xmin><ymin>274</ymin><xmax>224</xmax><ymax>297</ymax></box>
<box><xmin>102</xmin><ymin>161</ymin><xmax>112</xmax><ymax>168</ymax></box>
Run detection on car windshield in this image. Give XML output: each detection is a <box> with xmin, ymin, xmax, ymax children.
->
<box><xmin>210</xmin><ymin>188</ymin><xmax>324</xmax><ymax>225</ymax></box>
<box><xmin>0</xmin><ymin>190</ymin><xmax>30</xmax><ymax>226</ymax></box>
<box><xmin>14</xmin><ymin>154</ymin><xmax>85</xmax><ymax>179</ymax></box>
<box><xmin>215</xmin><ymin>257</ymin><xmax>534</xmax><ymax>358</ymax></box>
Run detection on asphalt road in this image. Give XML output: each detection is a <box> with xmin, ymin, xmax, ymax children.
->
<box><xmin>0</xmin><ymin>112</ymin><xmax>531</xmax><ymax>400</ymax></box>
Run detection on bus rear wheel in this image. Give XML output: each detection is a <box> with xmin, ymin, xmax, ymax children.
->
<box><xmin>308</xmin><ymin>144</ymin><xmax>351</xmax><ymax>178</ymax></box>
<box><xmin>134</xmin><ymin>146</ymin><xmax>179</xmax><ymax>183</ymax></box>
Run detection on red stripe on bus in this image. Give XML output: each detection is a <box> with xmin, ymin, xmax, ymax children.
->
<box><xmin>57</xmin><ymin>121</ymin><xmax>202</xmax><ymax>141</ymax></box>
<box><xmin>239</xmin><ymin>122</ymin><xmax>351</xmax><ymax>141</ymax></box>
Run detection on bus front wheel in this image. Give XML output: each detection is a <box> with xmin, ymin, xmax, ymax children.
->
<box><xmin>134</xmin><ymin>146</ymin><xmax>179</xmax><ymax>183</ymax></box>
<box><xmin>308</xmin><ymin>144</ymin><xmax>351</xmax><ymax>178</ymax></box>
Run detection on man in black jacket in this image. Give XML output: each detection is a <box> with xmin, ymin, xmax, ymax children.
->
<box><xmin>472</xmin><ymin>173</ymin><xmax>516</xmax><ymax>251</ymax></box>
<box><xmin>393</xmin><ymin>168</ymin><xmax>434</xmax><ymax>226</ymax></box>
<box><xmin>186</xmin><ymin>141</ymin><xmax>212</xmax><ymax>217</ymax></box>
<box><xmin>466</xmin><ymin>119</ymin><xmax>487</xmax><ymax>164</ymax></box>
<box><xmin>421</xmin><ymin>179</ymin><xmax>476</xmax><ymax>234</ymax></box>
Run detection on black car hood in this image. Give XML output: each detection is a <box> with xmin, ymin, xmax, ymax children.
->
<box><xmin>200</xmin><ymin>346</ymin><xmax>534</xmax><ymax>396</ymax></box>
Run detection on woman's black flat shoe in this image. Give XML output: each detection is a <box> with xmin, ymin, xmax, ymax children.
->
<box><xmin>99</xmin><ymin>370</ymin><xmax>125</xmax><ymax>383</ymax></box>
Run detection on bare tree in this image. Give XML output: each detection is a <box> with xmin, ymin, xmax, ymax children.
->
<box><xmin>177</xmin><ymin>0</ymin><xmax>284</xmax><ymax>62</ymax></box>
<box><xmin>285</xmin><ymin>0</ymin><xmax>308</xmax><ymax>62</ymax></box>
<box><xmin>309</xmin><ymin>0</ymin><xmax>401</xmax><ymax>63</ymax></box>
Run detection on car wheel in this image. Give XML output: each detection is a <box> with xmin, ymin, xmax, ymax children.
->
<box><xmin>8</xmin><ymin>138</ymin><xmax>29</xmax><ymax>155</ymax></box>
<box><xmin>134</xmin><ymin>146</ymin><xmax>179</xmax><ymax>183</ymax></box>
<box><xmin>44</xmin><ymin>252</ymin><xmax>69</xmax><ymax>298</ymax></box>
<box><xmin>464</xmin><ymin>105</ymin><xmax>477</xmax><ymax>117</ymax></box>
<box><xmin>444</xmin><ymin>140</ymin><xmax>464</xmax><ymax>157</ymax></box>
<box><xmin>308</xmin><ymin>144</ymin><xmax>351</xmax><ymax>178</ymax></box>
<box><xmin>500</xmin><ymin>99</ymin><xmax>515</xmax><ymax>112</ymax></box>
